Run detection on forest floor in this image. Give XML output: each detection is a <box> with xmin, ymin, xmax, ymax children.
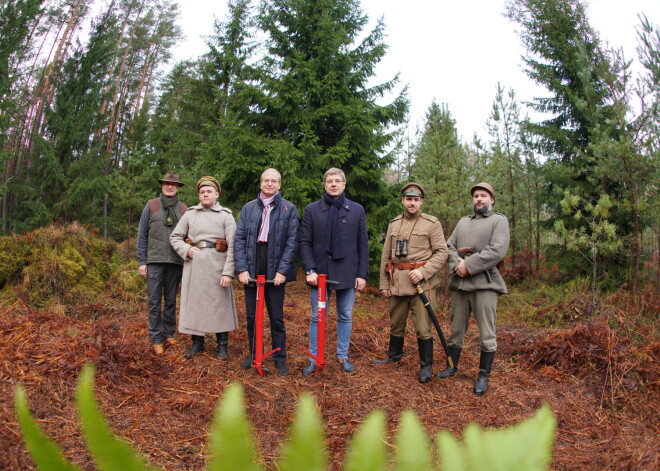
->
<box><xmin>0</xmin><ymin>273</ymin><xmax>658</xmax><ymax>470</ymax></box>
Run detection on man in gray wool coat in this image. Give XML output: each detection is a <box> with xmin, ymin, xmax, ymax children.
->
<box><xmin>436</xmin><ymin>182</ymin><xmax>509</xmax><ymax>395</ymax></box>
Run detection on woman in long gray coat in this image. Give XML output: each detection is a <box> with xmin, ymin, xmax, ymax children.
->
<box><xmin>170</xmin><ymin>176</ymin><xmax>238</xmax><ymax>360</ymax></box>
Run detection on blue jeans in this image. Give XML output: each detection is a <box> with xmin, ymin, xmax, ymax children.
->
<box><xmin>308</xmin><ymin>287</ymin><xmax>356</xmax><ymax>361</ymax></box>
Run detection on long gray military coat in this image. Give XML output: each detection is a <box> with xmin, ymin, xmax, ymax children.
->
<box><xmin>170</xmin><ymin>203</ymin><xmax>238</xmax><ymax>335</ymax></box>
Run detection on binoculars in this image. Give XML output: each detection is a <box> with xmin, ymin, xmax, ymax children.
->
<box><xmin>395</xmin><ymin>239</ymin><xmax>409</xmax><ymax>257</ymax></box>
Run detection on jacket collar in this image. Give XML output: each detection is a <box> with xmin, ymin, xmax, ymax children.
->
<box><xmin>321</xmin><ymin>195</ymin><xmax>350</xmax><ymax>212</ymax></box>
<box><xmin>469</xmin><ymin>209</ymin><xmax>494</xmax><ymax>219</ymax></box>
<box><xmin>191</xmin><ymin>202</ymin><xmax>222</xmax><ymax>212</ymax></box>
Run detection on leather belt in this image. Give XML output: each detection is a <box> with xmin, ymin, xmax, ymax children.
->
<box><xmin>394</xmin><ymin>261</ymin><xmax>427</xmax><ymax>270</ymax></box>
<box><xmin>192</xmin><ymin>241</ymin><xmax>216</xmax><ymax>249</ymax></box>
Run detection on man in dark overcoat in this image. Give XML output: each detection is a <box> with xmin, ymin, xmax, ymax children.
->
<box><xmin>299</xmin><ymin>168</ymin><xmax>369</xmax><ymax>376</ymax></box>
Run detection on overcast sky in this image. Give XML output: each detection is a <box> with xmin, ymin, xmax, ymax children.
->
<box><xmin>171</xmin><ymin>0</ymin><xmax>660</xmax><ymax>142</ymax></box>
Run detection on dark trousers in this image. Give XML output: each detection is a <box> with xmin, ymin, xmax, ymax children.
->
<box><xmin>244</xmin><ymin>242</ymin><xmax>286</xmax><ymax>361</ymax></box>
<box><xmin>147</xmin><ymin>263</ymin><xmax>182</xmax><ymax>344</ymax></box>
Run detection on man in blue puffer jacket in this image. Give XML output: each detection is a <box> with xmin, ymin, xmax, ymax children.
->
<box><xmin>234</xmin><ymin>168</ymin><xmax>299</xmax><ymax>375</ymax></box>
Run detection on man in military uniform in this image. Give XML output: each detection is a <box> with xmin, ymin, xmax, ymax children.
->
<box><xmin>436</xmin><ymin>182</ymin><xmax>509</xmax><ymax>395</ymax></box>
<box><xmin>136</xmin><ymin>171</ymin><xmax>187</xmax><ymax>355</ymax></box>
<box><xmin>374</xmin><ymin>182</ymin><xmax>448</xmax><ymax>383</ymax></box>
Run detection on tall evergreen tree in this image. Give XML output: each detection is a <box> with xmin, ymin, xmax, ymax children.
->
<box><xmin>635</xmin><ymin>15</ymin><xmax>660</xmax><ymax>291</ymax></box>
<box><xmin>197</xmin><ymin>0</ymin><xmax>262</xmax><ymax>206</ymax></box>
<box><xmin>506</xmin><ymin>0</ymin><xmax>631</xmax><ymax>285</ymax></box>
<box><xmin>583</xmin><ymin>15</ymin><xmax>660</xmax><ymax>294</ymax></box>
<box><xmin>411</xmin><ymin>101</ymin><xmax>471</xmax><ymax>236</ymax></box>
<box><xmin>206</xmin><ymin>0</ymin><xmax>408</xmax><ymax>215</ymax></box>
<box><xmin>24</xmin><ymin>13</ymin><xmax>120</xmax><ymax>230</ymax></box>
<box><xmin>486</xmin><ymin>84</ymin><xmax>525</xmax><ymax>267</ymax></box>
<box><xmin>0</xmin><ymin>0</ymin><xmax>45</xmax><ymax>231</ymax></box>
<box><xmin>150</xmin><ymin>60</ymin><xmax>209</xmax><ymax>174</ymax></box>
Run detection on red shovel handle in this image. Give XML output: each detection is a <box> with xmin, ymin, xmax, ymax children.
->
<box><xmin>300</xmin><ymin>275</ymin><xmax>339</xmax><ymax>371</ymax></box>
<box><xmin>251</xmin><ymin>275</ymin><xmax>280</xmax><ymax>376</ymax></box>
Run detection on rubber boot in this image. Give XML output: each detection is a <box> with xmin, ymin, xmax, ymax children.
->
<box><xmin>371</xmin><ymin>335</ymin><xmax>404</xmax><ymax>364</ymax></box>
<box><xmin>436</xmin><ymin>346</ymin><xmax>462</xmax><ymax>378</ymax></box>
<box><xmin>473</xmin><ymin>350</ymin><xmax>496</xmax><ymax>395</ymax></box>
<box><xmin>184</xmin><ymin>335</ymin><xmax>204</xmax><ymax>359</ymax></box>
<box><xmin>216</xmin><ymin>332</ymin><xmax>228</xmax><ymax>360</ymax></box>
<box><xmin>417</xmin><ymin>337</ymin><xmax>433</xmax><ymax>383</ymax></box>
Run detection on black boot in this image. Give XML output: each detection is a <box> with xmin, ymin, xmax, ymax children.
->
<box><xmin>473</xmin><ymin>350</ymin><xmax>496</xmax><ymax>395</ymax></box>
<box><xmin>372</xmin><ymin>335</ymin><xmax>404</xmax><ymax>364</ymax></box>
<box><xmin>184</xmin><ymin>335</ymin><xmax>204</xmax><ymax>359</ymax></box>
<box><xmin>417</xmin><ymin>337</ymin><xmax>433</xmax><ymax>383</ymax></box>
<box><xmin>216</xmin><ymin>332</ymin><xmax>228</xmax><ymax>360</ymax></box>
<box><xmin>436</xmin><ymin>346</ymin><xmax>462</xmax><ymax>379</ymax></box>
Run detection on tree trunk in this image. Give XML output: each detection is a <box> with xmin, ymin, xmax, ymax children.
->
<box><xmin>509</xmin><ymin>155</ymin><xmax>516</xmax><ymax>268</ymax></box>
<box><xmin>630</xmin><ymin>191</ymin><xmax>640</xmax><ymax>296</ymax></box>
<box><xmin>103</xmin><ymin>192</ymin><xmax>108</xmax><ymax>238</ymax></box>
<box><xmin>535</xmin><ymin>181</ymin><xmax>541</xmax><ymax>273</ymax></box>
<box><xmin>591</xmin><ymin>245</ymin><xmax>598</xmax><ymax>304</ymax></box>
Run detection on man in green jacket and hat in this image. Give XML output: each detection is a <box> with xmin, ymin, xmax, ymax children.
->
<box><xmin>137</xmin><ymin>171</ymin><xmax>188</xmax><ymax>355</ymax></box>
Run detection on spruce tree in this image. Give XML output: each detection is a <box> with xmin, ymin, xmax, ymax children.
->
<box><xmin>0</xmin><ymin>0</ymin><xmax>44</xmax><ymax>232</ymax></box>
<box><xmin>506</xmin><ymin>0</ymin><xmax>630</xmax><ymax>285</ymax></box>
<box><xmin>196</xmin><ymin>0</ymin><xmax>262</xmax><ymax>208</ymax></box>
<box><xmin>411</xmin><ymin>101</ymin><xmax>471</xmax><ymax>236</ymax></box>
<box><xmin>204</xmin><ymin>0</ymin><xmax>408</xmax><ymax>214</ymax></box>
<box><xmin>30</xmin><ymin>14</ymin><xmax>119</xmax><ymax>229</ymax></box>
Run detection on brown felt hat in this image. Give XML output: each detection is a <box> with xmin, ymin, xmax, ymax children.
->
<box><xmin>401</xmin><ymin>182</ymin><xmax>425</xmax><ymax>198</ymax></box>
<box><xmin>158</xmin><ymin>171</ymin><xmax>184</xmax><ymax>187</ymax></box>
<box><xmin>470</xmin><ymin>182</ymin><xmax>494</xmax><ymax>198</ymax></box>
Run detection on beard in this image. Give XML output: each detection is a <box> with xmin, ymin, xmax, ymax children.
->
<box><xmin>473</xmin><ymin>202</ymin><xmax>492</xmax><ymax>215</ymax></box>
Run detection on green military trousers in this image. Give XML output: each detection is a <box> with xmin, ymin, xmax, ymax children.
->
<box><xmin>387</xmin><ymin>294</ymin><xmax>433</xmax><ymax>340</ymax></box>
<box><xmin>448</xmin><ymin>289</ymin><xmax>499</xmax><ymax>352</ymax></box>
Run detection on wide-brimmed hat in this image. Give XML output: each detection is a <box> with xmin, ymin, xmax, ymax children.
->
<box><xmin>401</xmin><ymin>182</ymin><xmax>425</xmax><ymax>198</ymax></box>
<box><xmin>470</xmin><ymin>182</ymin><xmax>495</xmax><ymax>197</ymax></box>
<box><xmin>158</xmin><ymin>171</ymin><xmax>184</xmax><ymax>187</ymax></box>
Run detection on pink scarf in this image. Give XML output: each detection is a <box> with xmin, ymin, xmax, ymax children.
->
<box><xmin>257</xmin><ymin>192</ymin><xmax>277</xmax><ymax>242</ymax></box>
